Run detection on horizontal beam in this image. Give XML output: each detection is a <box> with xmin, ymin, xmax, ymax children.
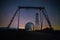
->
<box><xmin>18</xmin><ymin>6</ymin><xmax>44</xmax><ymax>9</ymax></box>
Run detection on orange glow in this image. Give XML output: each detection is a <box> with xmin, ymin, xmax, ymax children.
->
<box><xmin>53</xmin><ymin>26</ymin><xmax>60</xmax><ymax>30</ymax></box>
<box><xmin>18</xmin><ymin>25</ymin><xmax>60</xmax><ymax>30</ymax></box>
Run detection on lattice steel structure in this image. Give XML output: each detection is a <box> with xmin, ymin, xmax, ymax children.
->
<box><xmin>7</xmin><ymin>6</ymin><xmax>53</xmax><ymax>30</ymax></box>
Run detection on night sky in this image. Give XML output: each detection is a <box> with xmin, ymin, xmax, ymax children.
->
<box><xmin>0</xmin><ymin>0</ymin><xmax>60</xmax><ymax>30</ymax></box>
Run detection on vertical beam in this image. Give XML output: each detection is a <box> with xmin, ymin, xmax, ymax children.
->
<box><xmin>17</xmin><ymin>8</ymin><xmax>20</xmax><ymax>29</ymax></box>
<box><xmin>40</xmin><ymin>9</ymin><xmax>43</xmax><ymax>30</ymax></box>
<box><xmin>40</xmin><ymin>10</ymin><xmax>43</xmax><ymax>30</ymax></box>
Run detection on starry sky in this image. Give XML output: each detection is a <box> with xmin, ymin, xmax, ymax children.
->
<box><xmin>0</xmin><ymin>0</ymin><xmax>60</xmax><ymax>30</ymax></box>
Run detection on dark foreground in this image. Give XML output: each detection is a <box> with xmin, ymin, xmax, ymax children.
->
<box><xmin>0</xmin><ymin>28</ymin><xmax>60</xmax><ymax>40</ymax></box>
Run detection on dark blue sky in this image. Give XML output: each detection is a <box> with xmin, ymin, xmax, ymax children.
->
<box><xmin>0</xmin><ymin>0</ymin><xmax>60</xmax><ymax>30</ymax></box>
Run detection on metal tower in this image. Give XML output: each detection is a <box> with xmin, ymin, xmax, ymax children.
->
<box><xmin>35</xmin><ymin>13</ymin><xmax>39</xmax><ymax>30</ymax></box>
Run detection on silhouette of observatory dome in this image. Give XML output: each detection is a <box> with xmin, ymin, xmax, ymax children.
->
<box><xmin>25</xmin><ymin>22</ymin><xmax>34</xmax><ymax>31</ymax></box>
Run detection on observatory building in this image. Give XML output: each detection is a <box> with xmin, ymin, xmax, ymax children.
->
<box><xmin>25</xmin><ymin>22</ymin><xmax>34</xmax><ymax>31</ymax></box>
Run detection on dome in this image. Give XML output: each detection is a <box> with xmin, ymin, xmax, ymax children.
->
<box><xmin>25</xmin><ymin>22</ymin><xmax>34</xmax><ymax>31</ymax></box>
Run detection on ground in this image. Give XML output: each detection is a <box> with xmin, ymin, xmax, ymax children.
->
<box><xmin>0</xmin><ymin>28</ymin><xmax>60</xmax><ymax>40</ymax></box>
